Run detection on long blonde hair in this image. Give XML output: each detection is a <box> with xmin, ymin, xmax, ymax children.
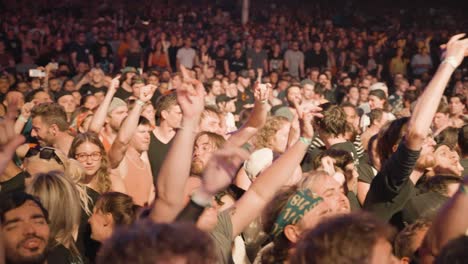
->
<box><xmin>26</xmin><ymin>170</ymin><xmax>82</xmax><ymax>257</ymax></box>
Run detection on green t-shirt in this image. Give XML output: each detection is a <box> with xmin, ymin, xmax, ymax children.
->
<box><xmin>210</xmin><ymin>211</ymin><xmax>234</xmax><ymax>264</ymax></box>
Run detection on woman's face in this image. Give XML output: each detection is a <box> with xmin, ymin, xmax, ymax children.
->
<box><xmin>369</xmin><ymin>95</ymin><xmax>385</xmax><ymax>110</ymax></box>
<box><xmin>74</xmin><ymin>141</ymin><xmax>102</xmax><ymax>177</ymax></box>
<box><xmin>84</xmin><ymin>95</ymin><xmax>98</xmax><ymax>110</ymax></box>
<box><xmin>88</xmin><ymin>207</ymin><xmax>113</xmax><ymax>242</ymax></box>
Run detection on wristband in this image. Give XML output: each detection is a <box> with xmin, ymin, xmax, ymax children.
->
<box><xmin>18</xmin><ymin>115</ymin><xmax>28</xmax><ymax>123</ymax></box>
<box><xmin>135</xmin><ymin>99</ymin><xmax>145</xmax><ymax>106</ymax></box>
<box><xmin>299</xmin><ymin>136</ymin><xmax>312</xmax><ymax>145</ymax></box>
<box><xmin>441</xmin><ymin>56</ymin><xmax>458</xmax><ymax>70</ymax></box>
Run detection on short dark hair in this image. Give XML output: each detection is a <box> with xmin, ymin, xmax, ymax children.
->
<box><xmin>0</xmin><ymin>192</ymin><xmax>49</xmax><ymax>223</ymax></box>
<box><xmin>369</xmin><ymin>109</ymin><xmax>385</xmax><ymax>125</ymax></box>
<box><xmin>31</xmin><ymin>102</ymin><xmax>69</xmax><ymax>131</ymax></box>
<box><xmin>435</xmin><ymin>235</ymin><xmax>468</xmax><ymax>264</ymax></box>
<box><xmin>155</xmin><ymin>92</ymin><xmax>178</xmax><ymax>121</ymax></box>
<box><xmin>291</xmin><ymin>213</ymin><xmax>395</xmax><ymax>264</ymax></box>
<box><xmin>449</xmin><ymin>93</ymin><xmax>467</xmax><ymax>106</ymax></box>
<box><xmin>96</xmin><ymin>220</ymin><xmax>217</xmax><ymax>264</ymax></box>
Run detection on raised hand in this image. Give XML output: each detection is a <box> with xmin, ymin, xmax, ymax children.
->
<box><xmin>299</xmin><ymin>105</ymin><xmax>322</xmax><ymax>140</ymax></box>
<box><xmin>253</xmin><ymin>68</ymin><xmax>270</xmax><ymax>104</ymax></box>
<box><xmin>177</xmin><ymin>65</ymin><xmax>205</xmax><ymax>120</ymax></box>
<box><xmin>0</xmin><ymin>99</ymin><xmax>26</xmax><ymax>175</ymax></box>
<box><xmin>20</xmin><ymin>102</ymin><xmax>35</xmax><ymax>119</ymax></box>
<box><xmin>139</xmin><ymin>84</ymin><xmax>157</xmax><ymax>103</ymax></box>
<box><xmin>440</xmin><ymin>33</ymin><xmax>468</xmax><ymax>67</ymax></box>
<box><xmin>108</xmin><ymin>75</ymin><xmax>121</xmax><ymax>94</ymax></box>
<box><xmin>201</xmin><ymin>145</ymin><xmax>250</xmax><ymax>196</ymax></box>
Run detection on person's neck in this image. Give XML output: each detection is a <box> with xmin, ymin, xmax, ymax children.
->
<box><xmin>53</xmin><ymin>132</ymin><xmax>73</xmax><ymax>155</ymax></box>
<box><xmin>154</xmin><ymin>121</ymin><xmax>176</xmax><ymax>143</ymax></box>
<box><xmin>0</xmin><ymin>161</ymin><xmax>21</xmax><ymax>182</ymax></box>
<box><xmin>322</xmin><ymin>135</ymin><xmax>347</xmax><ymax>149</ymax></box>
<box><xmin>103</xmin><ymin>125</ymin><xmax>118</xmax><ymax>141</ymax></box>
<box><xmin>122</xmin><ymin>82</ymin><xmax>132</xmax><ymax>92</ymax></box>
<box><xmin>127</xmin><ymin>146</ymin><xmax>143</xmax><ymax>159</ymax></box>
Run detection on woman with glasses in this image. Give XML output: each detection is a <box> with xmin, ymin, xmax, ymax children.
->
<box><xmin>69</xmin><ymin>132</ymin><xmax>125</xmax><ymax>194</ymax></box>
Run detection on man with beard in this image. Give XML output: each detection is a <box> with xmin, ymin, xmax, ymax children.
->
<box><xmin>1</xmin><ymin>192</ymin><xmax>50</xmax><ymax>264</ymax></box>
<box><xmin>30</xmin><ymin>102</ymin><xmax>74</xmax><ymax>155</ymax></box>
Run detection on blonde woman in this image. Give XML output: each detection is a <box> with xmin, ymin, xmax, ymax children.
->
<box><xmin>26</xmin><ymin>170</ymin><xmax>83</xmax><ymax>263</ymax></box>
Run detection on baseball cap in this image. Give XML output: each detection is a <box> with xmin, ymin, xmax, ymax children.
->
<box><xmin>108</xmin><ymin>97</ymin><xmax>127</xmax><ymax>114</ymax></box>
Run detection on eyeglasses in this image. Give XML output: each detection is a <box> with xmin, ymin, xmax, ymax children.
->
<box><xmin>25</xmin><ymin>146</ymin><xmax>64</xmax><ymax>165</ymax></box>
<box><xmin>75</xmin><ymin>152</ymin><xmax>102</xmax><ymax>162</ymax></box>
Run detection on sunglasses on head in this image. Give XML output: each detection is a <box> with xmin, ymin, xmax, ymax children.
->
<box><xmin>25</xmin><ymin>146</ymin><xmax>64</xmax><ymax>165</ymax></box>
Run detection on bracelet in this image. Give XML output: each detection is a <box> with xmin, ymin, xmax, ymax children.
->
<box><xmin>135</xmin><ymin>99</ymin><xmax>145</xmax><ymax>106</ymax></box>
<box><xmin>18</xmin><ymin>115</ymin><xmax>28</xmax><ymax>123</ymax></box>
<box><xmin>441</xmin><ymin>56</ymin><xmax>458</xmax><ymax>70</ymax></box>
<box><xmin>299</xmin><ymin>136</ymin><xmax>312</xmax><ymax>145</ymax></box>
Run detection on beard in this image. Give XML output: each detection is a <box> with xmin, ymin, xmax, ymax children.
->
<box><xmin>190</xmin><ymin>158</ymin><xmax>205</xmax><ymax>176</ymax></box>
<box><xmin>6</xmin><ymin>237</ymin><xmax>48</xmax><ymax>264</ymax></box>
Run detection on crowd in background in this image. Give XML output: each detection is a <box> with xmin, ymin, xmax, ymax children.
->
<box><xmin>0</xmin><ymin>0</ymin><xmax>467</xmax><ymax>263</ymax></box>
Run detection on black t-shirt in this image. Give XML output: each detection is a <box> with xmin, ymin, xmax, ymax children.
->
<box><xmin>114</xmin><ymin>87</ymin><xmax>133</xmax><ymax>101</ymax></box>
<box><xmin>70</xmin><ymin>42</ymin><xmax>91</xmax><ymax>64</ymax></box>
<box><xmin>47</xmin><ymin>243</ymin><xmax>82</xmax><ymax>264</ymax></box>
<box><xmin>0</xmin><ymin>171</ymin><xmax>26</xmax><ymax>195</ymax></box>
<box><xmin>80</xmin><ymin>84</ymin><xmax>107</xmax><ymax>96</ymax></box>
<box><xmin>363</xmin><ymin>142</ymin><xmax>421</xmax><ymax>221</ymax></box>
<box><xmin>148</xmin><ymin>132</ymin><xmax>173</xmax><ymax>187</ymax></box>
<box><xmin>76</xmin><ymin>188</ymin><xmax>100</xmax><ymax>264</ymax></box>
<box><xmin>235</xmin><ymin>88</ymin><xmax>254</xmax><ymax>114</ymax></box>
<box><xmin>400</xmin><ymin>190</ymin><xmax>448</xmax><ymax>226</ymax></box>
<box><xmin>229</xmin><ymin>56</ymin><xmax>246</xmax><ymax>73</ymax></box>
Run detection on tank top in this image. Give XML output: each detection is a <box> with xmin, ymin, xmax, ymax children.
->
<box><xmin>122</xmin><ymin>153</ymin><xmax>153</xmax><ymax>206</ymax></box>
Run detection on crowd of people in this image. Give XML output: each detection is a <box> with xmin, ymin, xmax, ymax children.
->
<box><xmin>0</xmin><ymin>0</ymin><xmax>468</xmax><ymax>263</ymax></box>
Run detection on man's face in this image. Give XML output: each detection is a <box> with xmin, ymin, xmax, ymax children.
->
<box><xmin>163</xmin><ymin>105</ymin><xmax>182</xmax><ymax>129</ymax></box>
<box><xmin>130</xmin><ymin>124</ymin><xmax>151</xmax><ymax>153</ymax></box>
<box><xmin>0</xmin><ymin>78</ymin><xmax>10</xmax><ymax>94</ymax></box>
<box><xmin>433</xmin><ymin>145</ymin><xmax>464</xmax><ymax>176</ymax></box>
<box><xmin>432</xmin><ymin>112</ymin><xmax>449</xmax><ymax>130</ymax></box>
<box><xmin>369</xmin><ymin>95</ymin><xmax>384</xmax><ymax>110</ymax></box>
<box><xmin>238</xmin><ymin>76</ymin><xmax>250</xmax><ymax>88</ymax></box>
<box><xmin>108</xmin><ymin>106</ymin><xmax>129</xmax><ymax>131</ymax></box>
<box><xmin>200</xmin><ymin>112</ymin><xmax>222</xmax><ymax>134</ymax></box>
<box><xmin>359</xmin><ymin>88</ymin><xmax>369</xmax><ymax>102</ymax></box>
<box><xmin>449</xmin><ymin>97</ymin><xmax>465</xmax><ymax>115</ymax></box>
<box><xmin>302</xmin><ymin>84</ymin><xmax>315</xmax><ymax>100</ymax></box>
<box><xmin>348</xmin><ymin>87</ymin><xmax>360</xmax><ymax>101</ymax></box>
<box><xmin>342</xmin><ymin>106</ymin><xmax>359</xmax><ymax>129</ymax></box>
<box><xmin>286</xmin><ymin>86</ymin><xmax>302</xmax><ymax>106</ymax></box>
<box><xmin>211</xmin><ymin>81</ymin><xmax>223</xmax><ymax>96</ymax></box>
<box><xmin>33</xmin><ymin>92</ymin><xmax>53</xmax><ymax>104</ymax></box>
<box><xmin>57</xmin><ymin>95</ymin><xmax>77</xmax><ymax>114</ymax></box>
<box><xmin>2</xmin><ymin>200</ymin><xmax>50</xmax><ymax>264</ymax></box>
<box><xmin>48</xmin><ymin>79</ymin><xmax>61</xmax><ymax>92</ymax></box>
<box><xmin>299</xmin><ymin>200</ymin><xmax>333</xmax><ymax>232</ymax></box>
<box><xmin>31</xmin><ymin>117</ymin><xmax>54</xmax><ymax>147</ymax></box>
<box><xmin>307</xmin><ymin>175</ymin><xmax>351</xmax><ymax>214</ymax></box>
<box><xmin>191</xmin><ymin>134</ymin><xmax>217</xmax><ymax>175</ymax></box>
<box><xmin>318</xmin><ymin>75</ymin><xmax>328</xmax><ymax>86</ymax></box>
<box><xmin>132</xmin><ymin>83</ymin><xmax>144</xmax><ymax>98</ymax></box>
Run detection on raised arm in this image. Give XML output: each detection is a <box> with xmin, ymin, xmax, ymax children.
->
<box><xmin>108</xmin><ymin>84</ymin><xmax>156</xmax><ymax>169</ymax></box>
<box><xmin>230</xmin><ymin>108</ymin><xmax>320</xmax><ymax>238</ymax></box>
<box><xmin>0</xmin><ymin>100</ymin><xmax>25</xmax><ymax>175</ymax></box>
<box><xmin>227</xmin><ymin>71</ymin><xmax>269</xmax><ymax>147</ymax></box>
<box><xmin>150</xmin><ymin>66</ymin><xmax>205</xmax><ymax>222</ymax></box>
<box><xmin>406</xmin><ymin>34</ymin><xmax>468</xmax><ymax>151</ymax></box>
<box><xmin>88</xmin><ymin>77</ymin><xmax>120</xmax><ymax>133</ymax></box>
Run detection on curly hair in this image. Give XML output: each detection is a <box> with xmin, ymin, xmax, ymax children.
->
<box><xmin>68</xmin><ymin>132</ymin><xmax>112</xmax><ymax>193</ymax></box>
<box><xmin>254</xmin><ymin>116</ymin><xmax>290</xmax><ymax>150</ymax></box>
<box><xmin>316</xmin><ymin>105</ymin><xmax>347</xmax><ymax>137</ymax></box>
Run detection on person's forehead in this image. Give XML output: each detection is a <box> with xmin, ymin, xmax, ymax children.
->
<box><xmin>4</xmin><ymin>200</ymin><xmax>45</xmax><ymax>220</ymax></box>
<box><xmin>58</xmin><ymin>95</ymin><xmax>75</xmax><ymax>102</ymax></box>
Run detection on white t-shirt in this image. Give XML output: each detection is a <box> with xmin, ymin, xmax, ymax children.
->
<box><xmin>176</xmin><ymin>47</ymin><xmax>196</xmax><ymax>69</ymax></box>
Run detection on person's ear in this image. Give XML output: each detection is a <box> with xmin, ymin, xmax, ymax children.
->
<box><xmin>49</xmin><ymin>124</ymin><xmax>59</xmax><ymax>136</ymax></box>
<box><xmin>283</xmin><ymin>224</ymin><xmax>301</xmax><ymax>244</ymax></box>
<box><xmin>400</xmin><ymin>256</ymin><xmax>410</xmax><ymax>264</ymax></box>
<box><xmin>161</xmin><ymin>109</ymin><xmax>169</xmax><ymax>120</ymax></box>
<box><xmin>392</xmin><ymin>144</ymin><xmax>398</xmax><ymax>153</ymax></box>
